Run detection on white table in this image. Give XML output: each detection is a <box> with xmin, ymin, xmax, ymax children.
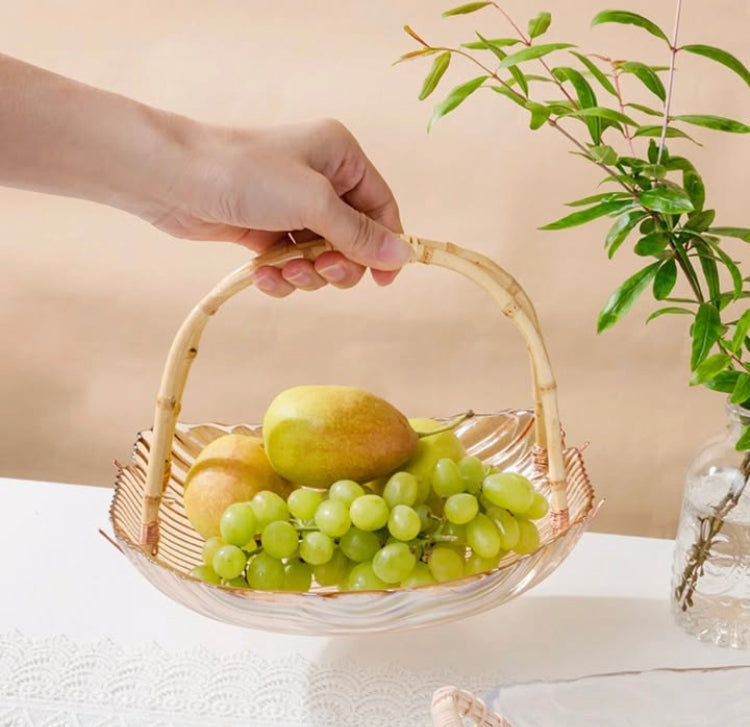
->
<box><xmin>1</xmin><ymin>477</ymin><xmax>747</xmax><ymax>726</ymax></box>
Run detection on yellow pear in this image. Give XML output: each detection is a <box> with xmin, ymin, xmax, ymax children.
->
<box><xmin>183</xmin><ymin>434</ymin><xmax>291</xmax><ymax>539</ymax></box>
<box><xmin>262</xmin><ymin>385</ymin><xmax>418</xmax><ymax>488</ymax></box>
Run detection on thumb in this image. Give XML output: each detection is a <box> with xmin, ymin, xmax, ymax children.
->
<box><xmin>310</xmin><ymin>188</ymin><xmax>412</xmax><ymax>271</ymax></box>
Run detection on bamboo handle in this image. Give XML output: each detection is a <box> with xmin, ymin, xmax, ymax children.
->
<box><xmin>138</xmin><ymin>236</ymin><xmax>570</xmax><ymax>550</ymax></box>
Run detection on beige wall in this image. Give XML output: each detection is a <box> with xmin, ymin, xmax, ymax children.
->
<box><xmin>1</xmin><ymin>0</ymin><xmax>748</xmax><ymax>537</ymax></box>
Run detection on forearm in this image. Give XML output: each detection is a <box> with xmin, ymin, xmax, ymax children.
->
<box><xmin>0</xmin><ymin>53</ymin><xmax>191</xmax><ymax>221</ymax></box>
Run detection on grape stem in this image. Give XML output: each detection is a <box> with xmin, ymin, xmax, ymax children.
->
<box><xmin>414</xmin><ymin>410</ymin><xmax>475</xmax><ymax>437</ymax></box>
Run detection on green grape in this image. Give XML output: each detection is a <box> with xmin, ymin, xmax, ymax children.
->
<box><xmin>427</xmin><ymin>546</ymin><xmax>465</xmax><ymax>582</ymax></box>
<box><xmin>224</xmin><ymin>576</ymin><xmax>249</xmax><ymax>588</ymax></box>
<box><xmin>458</xmin><ymin>455</ymin><xmax>485</xmax><ymax>493</ymax></box>
<box><xmin>440</xmin><ymin>520</ymin><xmax>466</xmax><ymax>545</ymax></box>
<box><xmin>188</xmin><ymin>564</ymin><xmax>221</xmax><ymax>584</ymax></box>
<box><xmin>431</xmin><ymin>458</ymin><xmax>466</xmax><ymax>498</ymax></box>
<box><xmin>261</xmin><ymin>520</ymin><xmax>299</xmax><ymax>560</ymax></box>
<box><xmin>525</xmin><ymin>491</ymin><xmax>550</xmax><ymax>520</ymax></box>
<box><xmin>212</xmin><ymin>544</ymin><xmax>248</xmax><ymax>580</ymax></box>
<box><xmin>514</xmin><ymin>519</ymin><xmax>541</xmax><ymax>554</ymax></box>
<box><xmin>465</xmin><ymin>550</ymin><xmax>503</xmax><ymax>576</ymax></box>
<box><xmin>487</xmin><ymin>506</ymin><xmax>521</xmax><ymax>551</ymax></box>
<box><xmin>349</xmin><ymin>494</ymin><xmax>389</xmax><ymax>531</ymax></box>
<box><xmin>444</xmin><ymin>492</ymin><xmax>479</xmax><ymax>525</ymax></box>
<box><xmin>201</xmin><ymin>535</ymin><xmax>225</xmax><ymax>567</ymax></box>
<box><xmin>282</xmin><ymin>560</ymin><xmax>313</xmax><ymax>592</ymax></box>
<box><xmin>328</xmin><ymin>479</ymin><xmax>365</xmax><ymax>506</ymax></box>
<box><xmin>314</xmin><ymin>499</ymin><xmax>351</xmax><ymax>538</ymax></box>
<box><xmin>400</xmin><ymin>562</ymin><xmax>437</xmax><ymax>587</ymax></box>
<box><xmin>219</xmin><ymin>502</ymin><xmax>257</xmax><ymax>546</ymax></box>
<box><xmin>414</xmin><ymin>503</ymin><xmax>437</xmax><ymax>534</ymax></box>
<box><xmin>246</xmin><ymin>552</ymin><xmax>285</xmax><ymax>590</ymax></box>
<box><xmin>313</xmin><ymin>548</ymin><xmax>351</xmax><ymax>587</ymax></box>
<box><xmin>299</xmin><ymin>531</ymin><xmax>335</xmax><ymax>565</ymax></box>
<box><xmin>372</xmin><ymin>542</ymin><xmax>416</xmax><ymax>584</ymax></box>
<box><xmin>382</xmin><ymin>471</ymin><xmax>419</xmax><ymax>508</ymax></box>
<box><xmin>251</xmin><ymin>491</ymin><xmax>289</xmax><ymax>531</ymax></box>
<box><xmin>482</xmin><ymin>472</ymin><xmax>535</xmax><ymax>514</ymax></box>
<box><xmin>347</xmin><ymin>562</ymin><xmax>389</xmax><ymax>591</ymax></box>
<box><xmin>287</xmin><ymin>488</ymin><xmax>324</xmax><ymax>521</ymax></box>
<box><xmin>339</xmin><ymin>527</ymin><xmax>381</xmax><ymax>562</ymax></box>
<box><xmin>466</xmin><ymin>513</ymin><xmax>501</xmax><ymax>559</ymax></box>
<box><xmin>387</xmin><ymin>504</ymin><xmax>421</xmax><ymax>541</ymax></box>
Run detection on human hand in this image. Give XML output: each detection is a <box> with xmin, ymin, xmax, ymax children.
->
<box><xmin>150</xmin><ymin>118</ymin><xmax>410</xmax><ymax>297</ymax></box>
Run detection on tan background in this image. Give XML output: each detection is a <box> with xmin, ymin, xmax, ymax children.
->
<box><xmin>1</xmin><ymin>0</ymin><xmax>748</xmax><ymax>537</ymax></box>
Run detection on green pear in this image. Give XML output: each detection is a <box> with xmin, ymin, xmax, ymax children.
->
<box><xmin>403</xmin><ymin>417</ymin><xmax>467</xmax><ymax>504</ymax></box>
<box><xmin>262</xmin><ymin>385</ymin><xmax>418</xmax><ymax>488</ymax></box>
<box><xmin>183</xmin><ymin>434</ymin><xmax>291</xmax><ymax>539</ymax></box>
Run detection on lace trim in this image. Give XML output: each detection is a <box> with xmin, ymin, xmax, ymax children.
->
<box><xmin>0</xmin><ymin>631</ymin><xmax>493</xmax><ymax>727</ymax></box>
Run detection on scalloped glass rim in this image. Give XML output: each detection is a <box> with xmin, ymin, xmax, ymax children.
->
<box><xmin>110</xmin><ymin>410</ymin><xmax>599</xmax><ymax>635</ymax></box>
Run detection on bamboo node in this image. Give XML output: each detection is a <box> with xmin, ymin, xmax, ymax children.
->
<box><xmin>502</xmin><ymin>301</ymin><xmax>519</xmax><ymax>317</ymax></box>
<box><xmin>139</xmin><ymin>521</ymin><xmax>160</xmax><ymax>547</ymax></box>
<box><xmin>551</xmin><ymin>508</ymin><xmax>570</xmax><ymax>534</ymax></box>
<box><xmin>156</xmin><ymin>396</ymin><xmax>177</xmax><ymax>411</ymax></box>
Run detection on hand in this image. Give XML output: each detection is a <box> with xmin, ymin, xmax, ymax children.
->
<box><xmin>0</xmin><ymin>54</ymin><xmax>410</xmax><ymax>296</ymax></box>
<box><xmin>152</xmin><ymin>119</ymin><xmax>410</xmax><ymax>297</ymax></box>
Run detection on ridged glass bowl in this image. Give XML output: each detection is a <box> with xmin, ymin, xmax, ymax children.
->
<box><xmin>110</xmin><ymin>409</ymin><xmax>597</xmax><ymax>635</ymax></box>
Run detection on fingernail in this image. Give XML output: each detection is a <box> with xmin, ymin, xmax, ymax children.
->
<box><xmin>377</xmin><ymin>234</ymin><xmax>411</xmax><ymax>267</ymax></box>
<box><xmin>318</xmin><ymin>265</ymin><xmax>347</xmax><ymax>283</ymax></box>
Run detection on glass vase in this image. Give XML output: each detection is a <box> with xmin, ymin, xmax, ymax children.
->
<box><xmin>671</xmin><ymin>401</ymin><xmax>750</xmax><ymax>648</ymax></box>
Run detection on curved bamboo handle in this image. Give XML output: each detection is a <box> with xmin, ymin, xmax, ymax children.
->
<box><xmin>138</xmin><ymin>236</ymin><xmax>569</xmax><ymax>549</ymax></box>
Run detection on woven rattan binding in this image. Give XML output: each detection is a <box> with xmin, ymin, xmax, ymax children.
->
<box><xmin>137</xmin><ymin>235</ymin><xmax>569</xmax><ymax>551</ymax></box>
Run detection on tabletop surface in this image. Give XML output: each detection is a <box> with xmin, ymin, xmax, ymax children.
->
<box><xmin>1</xmin><ymin>477</ymin><xmax>748</xmax><ymax>727</ymax></box>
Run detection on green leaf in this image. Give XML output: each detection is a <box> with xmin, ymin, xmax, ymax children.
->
<box><xmin>691</xmin><ymin>353</ymin><xmax>733</xmax><ymax>386</ymax></box>
<box><xmin>394</xmin><ymin>48</ymin><xmax>441</xmax><ymax>64</ymax></box>
<box><xmin>605</xmin><ymin>211</ymin><xmax>646</xmax><ymax>258</ymax></box>
<box><xmin>567</xmin><ymin>191</ymin><xmax>628</xmax><ymax>207</ymax></box>
<box><xmin>683</xmin><ymin>170</ymin><xmax>705</xmax><ymax>212</ymax></box>
<box><xmin>419</xmin><ymin>52</ymin><xmax>451</xmax><ymax>101</ymax></box>
<box><xmin>428</xmin><ymin>75</ymin><xmax>488</xmax><ymax>131</ymax></box>
<box><xmin>443</xmin><ymin>2</ymin><xmax>492</xmax><ymax>17</ymax></box>
<box><xmin>589</xmin><ymin>144</ymin><xmax>618</xmax><ymax>164</ymax></box>
<box><xmin>708</xmin><ymin>227</ymin><xmax>750</xmax><ymax>242</ymax></box>
<box><xmin>525</xmin><ymin>101</ymin><xmax>551</xmax><ymax>129</ymax></box>
<box><xmin>552</xmin><ymin>66</ymin><xmax>601</xmax><ymax>143</ymax></box>
<box><xmin>691</xmin><ymin>302</ymin><xmax>723</xmax><ymax>369</ymax></box>
<box><xmin>681</xmin><ymin>44</ymin><xmax>750</xmax><ymax>87</ymax></box>
<box><xmin>626</xmin><ymin>102</ymin><xmax>665</xmax><ymax>118</ymax></box>
<box><xmin>731</xmin><ymin>310</ymin><xmax>750</xmax><ymax>353</ymax></box>
<box><xmin>541</xmin><ymin>200</ymin><xmax>635</xmax><ymax>230</ymax></box>
<box><xmin>735</xmin><ymin>424</ymin><xmax>750</xmax><ymax>451</ymax></box>
<box><xmin>562</xmin><ymin>106</ymin><xmax>639</xmax><ymax>127</ymax></box>
<box><xmin>730</xmin><ymin>373</ymin><xmax>750</xmax><ymax>405</ymax></box>
<box><xmin>570</xmin><ymin>52</ymin><xmax>617</xmax><ymax>95</ymax></box>
<box><xmin>694</xmin><ymin>240</ymin><xmax>721</xmax><ymax>305</ymax></box>
<box><xmin>618</xmin><ymin>61</ymin><xmax>666</xmax><ymax>101</ymax></box>
<box><xmin>597</xmin><ymin>262</ymin><xmax>661</xmax><ymax>332</ymax></box>
<box><xmin>489</xmin><ymin>84</ymin><xmax>529</xmax><ymax>108</ymax></box>
<box><xmin>653</xmin><ymin>258</ymin><xmax>678</xmax><ymax>299</ymax></box>
<box><xmin>646</xmin><ymin>306</ymin><xmax>694</xmax><ymax>323</ymax></box>
<box><xmin>474</xmin><ymin>33</ymin><xmax>530</xmax><ymax>98</ymax></box>
<box><xmin>528</xmin><ymin>11</ymin><xmax>552</xmax><ymax>39</ymax></box>
<box><xmin>662</xmin><ymin>156</ymin><xmax>696</xmax><ymax>172</ymax></box>
<box><xmin>639</xmin><ymin>187</ymin><xmax>694</xmax><ymax>214</ymax></box>
<box><xmin>497</xmin><ymin>43</ymin><xmax>577</xmax><ymax>70</ymax></box>
<box><xmin>462</xmin><ymin>38</ymin><xmax>522</xmax><ymax>49</ymax></box>
<box><xmin>685</xmin><ymin>209</ymin><xmax>715</xmax><ymax>232</ymax></box>
<box><xmin>673</xmin><ymin>114</ymin><xmax>750</xmax><ymax>133</ymax></box>
<box><xmin>634</xmin><ymin>232</ymin><xmax>670</xmax><ymax>256</ymax></box>
<box><xmin>705</xmin><ymin>370</ymin><xmax>740</xmax><ymax>394</ymax></box>
<box><xmin>591</xmin><ymin>10</ymin><xmax>669</xmax><ymax>43</ymax></box>
<box><xmin>633</xmin><ymin>125</ymin><xmax>701</xmax><ymax>143</ymax></box>
<box><xmin>713</xmin><ymin>245</ymin><xmax>743</xmax><ymax>300</ymax></box>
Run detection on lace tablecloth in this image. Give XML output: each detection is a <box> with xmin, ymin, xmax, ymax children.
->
<box><xmin>1</xmin><ymin>478</ymin><xmax>748</xmax><ymax>727</ymax></box>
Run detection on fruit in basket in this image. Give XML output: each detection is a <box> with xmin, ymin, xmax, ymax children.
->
<box><xmin>262</xmin><ymin>385</ymin><xmax>418</xmax><ymax>488</ymax></box>
<box><xmin>183</xmin><ymin>434</ymin><xmax>291</xmax><ymax>538</ymax></box>
<box><xmin>186</xmin><ymin>451</ymin><xmax>554</xmax><ymax>593</ymax></box>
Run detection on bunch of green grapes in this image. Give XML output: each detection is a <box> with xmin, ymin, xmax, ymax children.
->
<box><xmin>188</xmin><ymin>450</ymin><xmax>550</xmax><ymax>592</ymax></box>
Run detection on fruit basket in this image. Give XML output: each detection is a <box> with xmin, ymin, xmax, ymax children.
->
<box><xmin>109</xmin><ymin>235</ymin><xmax>599</xmax><ymax>635</ymax></box>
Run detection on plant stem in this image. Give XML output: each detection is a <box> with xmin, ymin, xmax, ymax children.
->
<box><xmin>658</xmin><ymin>0</ymin><xmax>684</xmax><ymax>163</ymax></box>
<box><xmin>611</xmin><ymin>68</ymin><xmax>637</xmax><ymax>156</ymax></box>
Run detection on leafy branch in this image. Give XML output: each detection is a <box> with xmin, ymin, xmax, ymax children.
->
<box><xmin>398</xmin><ymin>2</ymin><xmax>750</xmax><ymax>451</ymax></box>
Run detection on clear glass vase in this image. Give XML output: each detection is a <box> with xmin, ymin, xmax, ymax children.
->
<box><xmin>671</xmin><ymin>401</ymin><xmax>750</xmax><ymax>648</ymax></box>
